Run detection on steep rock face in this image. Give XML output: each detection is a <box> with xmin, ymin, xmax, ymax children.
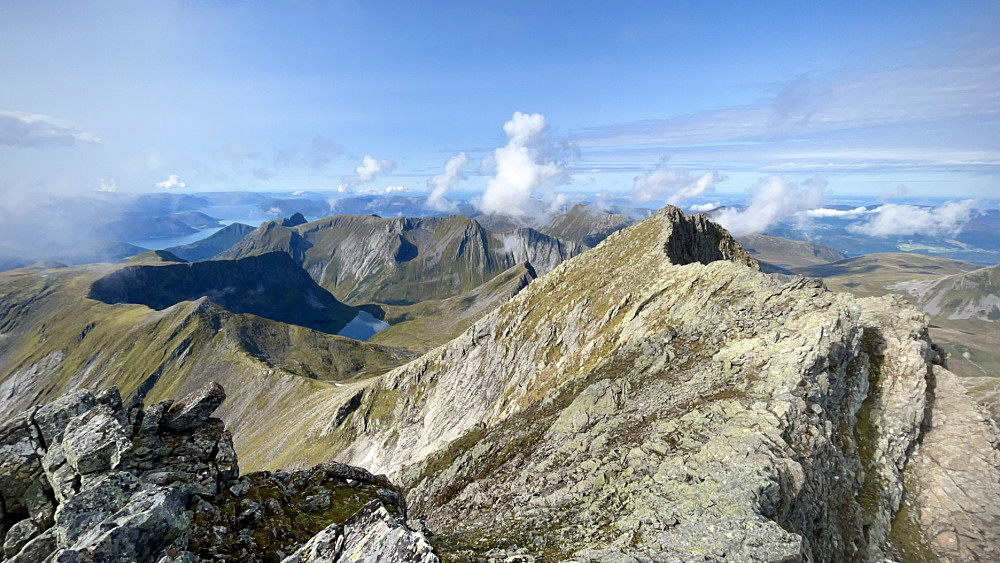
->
<box><xmin>315</xmin><ymin>206</ymin><xmax>957</xmax><ymax>560</ymax></box>
<box><xmin>88</xmin><ymin>251</ymin><xmax>357</xmax><ymax>334</ymax></box>
<box><xmin>220</xmin><ymin>214</ymin><xmax>583</xmax><ymax>305</ymax></box>
<box><xmin>0</xmin><ymin>383</ymin><xmax>438</xmax><ymax>562</ymax></box>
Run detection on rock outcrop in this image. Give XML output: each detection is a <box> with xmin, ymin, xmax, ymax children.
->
<box><xmin>0</xmin><ymin>383</ymin><xmax>438</xmax><ymax>562</ymax></box>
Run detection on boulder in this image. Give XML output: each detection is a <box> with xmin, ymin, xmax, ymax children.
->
<box><xmin>161</xmin><ymin>382</ymin><xmax>225</xmax><ymax>433</ymax></box>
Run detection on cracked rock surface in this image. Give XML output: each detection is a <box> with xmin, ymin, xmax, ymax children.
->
<box><xmin>0</xmin><ymin>383</ymin><xmax>438</xmax><ymax>562</ymax></box>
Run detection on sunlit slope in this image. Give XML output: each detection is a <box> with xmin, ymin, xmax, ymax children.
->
<box><xmin>737</xmin><ymin>233</ymin><xmax>848</xmax><ymax>269</ymax></box>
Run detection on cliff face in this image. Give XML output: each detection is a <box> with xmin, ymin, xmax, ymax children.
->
<box><xmin>220</xmin><ymin>214</ymin><xmax>584</xmax><ymax>305</ymax></box>
<box><xmin>88</xmin><ymin>251</ymin><xmax>357</xmax><ymax>335</ymax></box>
<box><xmin>312</xmin><ymin>206</ymin><xmax>993</xmax><ymax>561</ymax></box>
<box><xmin>0</xmin><ymin>382</ymin><xmax>437</xmax><ymax>562</ymax></box>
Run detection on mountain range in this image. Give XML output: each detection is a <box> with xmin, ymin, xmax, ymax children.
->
<box><xmin>0</xmin><ymin>205</ymin><xmax>998</xmax><ymax>561</ymax></box>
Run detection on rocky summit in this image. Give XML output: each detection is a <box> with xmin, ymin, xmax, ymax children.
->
<box><xmin>0</xmin><ymin>382</ymin><xmax>438</xmax><ymax>563</ymax></box>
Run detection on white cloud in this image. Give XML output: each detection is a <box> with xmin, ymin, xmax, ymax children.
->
<box><xmin>478</xmin><ymin>111</ymin><xmax>565</xmax><ymax>216</ymax></box>
<box><xmin>689</xmin><ymin>202</ymin><xmax>719</xmax><ymax>213</ymax></box>
<box><xmin>155</xmin><ymin>174</ymin><xmax>186</xmax><ymax>189</ymax></box>
<box><xmin>631</xmin><ymin>168</ymin><xmax>721</xmax><ymax>204</ymax></box>
<box><xmin>353</xmin><ymin>155</ymin><xmax>396</xmax><ymax>183</ymax></box>
<box><xmin>801</xmin><ymin>206</ymin><xmax>869</xmax><ymax>218</ymax></box>
<box><xmin>0</xmin><ymin>110</ymin><xmax>100</xmax><ymax>147</ymax></box>
<box><xmin>291</xmin><ymin>190</ymin><xmax>306</xmax><ymax>196</ymax></box>
<box><xmin>847</xmin><ymin>200</ymin><xmax>979</xmax><ymax>237</ymax></box>
<box><xmin>427</xmin><ymin>152</ymin><xmax>469</xmax><ymax>212</ymax></box>
<box><xmin>356</xmin><ymin>185</ymin><xmax>408</xmax><ymax>195</ymax></box>
<box><xmin>95</xmin><ymin>178</ymin><xmax>117</xmax><ymax>193</ymax></box>
<box><xmin>712</xmin><ymin>176</ymin><xmax>826</xmax><ymax>236</ymax></box>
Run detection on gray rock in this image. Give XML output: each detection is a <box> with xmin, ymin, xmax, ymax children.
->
<box><xmin>6</xmin><ymin>528</ymin><xmax>57</xmax><ymax>563</ymax></box>
<box><xmin>280</xmin><ymin>523</ymin><xmax>343</xmax><ymax>563</ymax></box>
<box><xmin>161</xmin><ymin>382</ymin><xmax>225</xmax><ymax>433</ymax></box>
<box><xmin>32</xmin><ymin>389</ymin><xmax>97</xmax><ymax>447</ymax></box>
<box><xmin>62</xmin><ymin>404</ymin><xmax>132</xmax><ymax>475</ymax></box>
<box><xmin>0</xmin><ymin>409</ymin><xmax>44</xmax><ymax>517</ymax></box>
<box><xmin>3</xmin><ymin>518</ymin><xmax>39</xmax><ymax>559</ymax></box>
<box><xmin>339</xmin><ymin>500</ymin><xmax>439</xmax><ymax>563</ymax></box>
<box><xmin>53</xmin><ymin>471</ymin><xmax>140</xmax><ymax>546</ymax></box>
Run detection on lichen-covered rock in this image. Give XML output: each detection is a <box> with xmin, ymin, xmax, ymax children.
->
<box><xmin>3</xmin><ymin>518</ymin><xmax>39</xmax><ymax>559</ymax></box>
<box><xmin>280</xmin><ymin>500</ymin><xmax>439</xmax><ymax>563</ymax></box>
<box><xmin>161</xmin><ymin>381</ymin><xmax>226</xmax><ymax>433</ymax></box>
<box><xmin>0</xmin><ymin>381</ymin><xmax>430</xmax><ymax>562</ymax></box>
<box><xmin>62</xmin><ymin>403</ymin><xmax>132</xmax><ymax>475</ymax></box>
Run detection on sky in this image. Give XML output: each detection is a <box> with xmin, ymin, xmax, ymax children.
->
<box><xmin>1</xmin><ymin>1</ymin><xmax>998</xmax><ymax>208</ymax></box>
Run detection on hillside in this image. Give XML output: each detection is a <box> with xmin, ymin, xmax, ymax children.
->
<box><xmin>220</xmin><ymin>214</ymin><xmax>583</xmax><ymax>305</ymax></box>
<box><xmin>166</xmin><ymin>222</ymin><xmax>255</xmax><ymax>261</ymax></box>
<box><xmin>737</xmin><ymin>233</ymin><xmax>848</xmax><ymax>268</ymax></box>
<box><xmin>0</xmin><ymin>260</ymin><xmax>413</xmax><ymax>471</ymax></box>
<box><xmin>369</xmin><ymin>262</ymin><xmax>537</xmax><ymax>352</ymax></box>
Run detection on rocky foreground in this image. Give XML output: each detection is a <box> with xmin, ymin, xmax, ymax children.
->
<box><xmin>0</xmin><ymin>382</ymin><xmax>437</xmax><ymax>562</ymax></box>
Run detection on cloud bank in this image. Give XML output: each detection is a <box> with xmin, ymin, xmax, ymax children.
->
<box><xmin>478</xmin><ymin>111</ymin><xmax>565</xmax><ymax>216</ymax></box>
<box><xmin>427</xmin><ymin>152</ymin><xmax>469</xmax><ymax>212</ymax></box>
<box><xmin>712</xmin><ymin>176</ymin><xmax>826</xmax><ymax>236</ymax></box>
<box><xmin>847</xmin><ymin>200</ymin><xmax>979</xmax><ymax>237</ymax></box>
<box><xmin>631</xmin><ymin>167</ymin><xmax>721</xmax><ymax>204</ymax></box>
<box><xmin>0</xmin><ymin>110</ymin><xmax>99</xmax><ymax>147</ymax></box>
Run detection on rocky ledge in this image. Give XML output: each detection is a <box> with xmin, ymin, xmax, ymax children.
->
<box><xmin>0</xmin><ymin>382</ymin><xmax>438</xmax><ymax>562</ymax></box>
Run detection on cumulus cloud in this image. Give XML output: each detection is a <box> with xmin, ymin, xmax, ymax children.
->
<box><xmin>712</xmin><ymin>176</ymin><xmax>826</xmax><ymax>236</ymax></box>
<box><xmin>95</xmin><ymin>178</ymin><xmax>117</xmax><ymax>193</ymax></box>
<box><xmin>427</xmin><ymin>152</ymin><xmax>469</xmax><ymax>212</ymax></box>
<box><xmin>357</xmin><ymin>185</ymin><xmax>408</xmax><ymax>195</ymax></box>
<box><xmin>350</xmin><ymin>155</ymin><xmax>396</xmax><ymax>184</ymax></box>
<box><xmin>478</xmin><ymin>111</ymin><xmax>566</xmax><ymax>216</ymax></box>
<box><xmin>155</xmin><ymin>174</ymin><xmax>186</xmax><ymax>189</ymax></box>
<box><xmin>847</xmin><ymin>200</ymin><xmax>979</xmax><ymax>237</ymax></box>
<box><xmin>689</xmin><ymin>202</ymin><xmax>720</xmax><ymax>213</ymax></box>
<box><xmin>631</xmin><ymin>167</ymin><xmax>721</xmax><ymax>204</ymax></box>
<box><xmin>0</xmin><ymin>110</ymin><xmax>99</xmax><ymax>147</ymax></box>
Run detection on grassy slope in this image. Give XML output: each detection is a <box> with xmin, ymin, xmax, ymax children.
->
<box><xmin>0</xmin><ymin>262</ymin><xmax>412</xmax><ymax>470</ymax></box>
<box><xmin>369</xmin><ymin>263</ymin><xmax>535</xmax><ymax>352</ymax></box>
<box><xmin>737</xmin><ymin>233</ymin><xmax>848</xmax><ymax>268</ymax></box>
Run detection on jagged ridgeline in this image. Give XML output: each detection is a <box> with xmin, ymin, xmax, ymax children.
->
<box><xmin>217</xmin><ymin>214</ymin><xmax>584</xmax><ymax>305</ymax></box>
<box><xmin>2</xmin><ymin>205</ymin><xmax>999</xmax><ymax>561</ymax></box>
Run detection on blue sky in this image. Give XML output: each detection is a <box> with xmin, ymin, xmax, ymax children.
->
<box><xmin>1</xmin><ymin>0</ymin><xmax>998</xmax><ymax>204</ymax></box>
